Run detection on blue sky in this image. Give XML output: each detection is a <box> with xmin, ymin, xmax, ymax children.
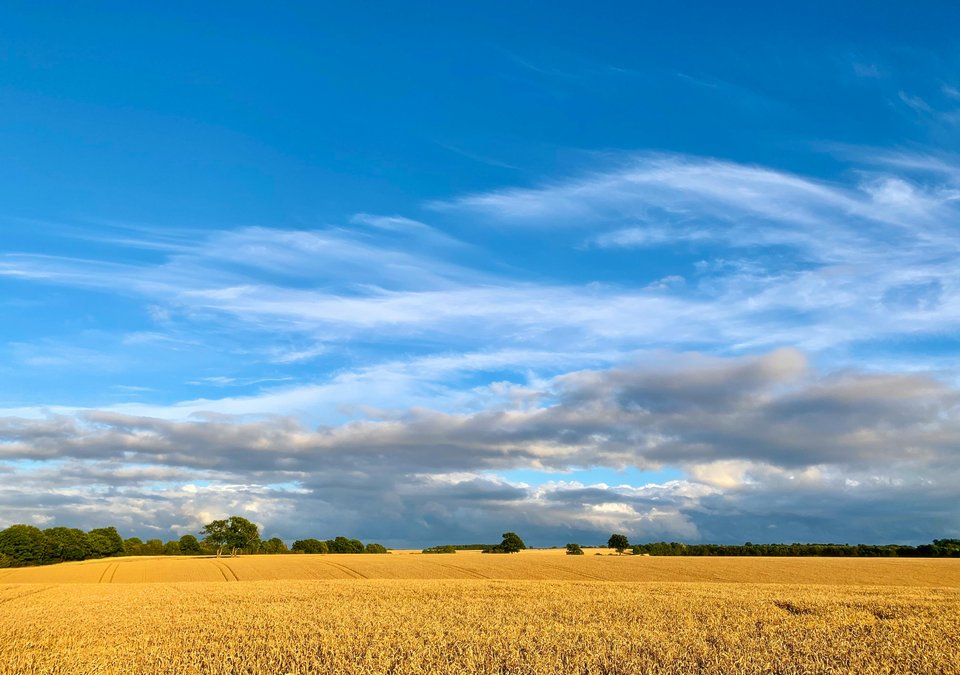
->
<box><xmin>2</xmin><ymin>2</ymin><xmax>960</xmax><ymax>546</ymax></box>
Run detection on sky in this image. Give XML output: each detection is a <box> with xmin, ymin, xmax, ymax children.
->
<box><xmin>2</xmin><ymin>2</ymin><xmax>960</xmax><ymax>547</ymax></box>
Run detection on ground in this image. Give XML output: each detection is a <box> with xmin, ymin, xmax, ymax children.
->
<box><xmin>2</xmin><ymin>550</ymin><xmax>958</xmax><ymax>673</ymax></box>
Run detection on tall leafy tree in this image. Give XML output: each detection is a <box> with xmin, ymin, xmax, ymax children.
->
<box><xmin>201</xmin><ymin>519</ymin><xmax>230</xmax><ymax>558</ymax></box>
<box><xmin>0</xmin><ymin>525</ymin><xmax>46</xmax><ymax>566</ymax></box>
<box><xmin>499</xmin><ymin>532</ymin><xmax>526</xmax><ymax>553</ymax></box>
<box><xmin>260</xmin><ymin>537</ymin><xmax>288</xmax><ymax>554</ymax></box>
<box><xmin>87</xmin><ymin>527</ymin><xmax>124</xmax><ymax>558</ymax></box>
<box><xmin>226</xmin><ymin>516</ymin><xmax>260</xmax><ymax>557</ymax></box>
<box><xmin>123</xmin><ymin>537</ymin><xmax>144</xmax><ymax>556</ymax></box>
<box><xmin>44</xmin><ymin>527</ymin><xmax>92</xmax><ymax>561</ymax></box>
<box><xmin>327</xmin><ymin>536</ymin><xmax>364</xmax><ymax>554</ymax></box>
<box><xmin>608</xmin><ymin>534</ymin><xmax>630</xmax><ymax>555</ymax></box>
<box><xmin>291</xmin><ymin>539</ymin><xmax>328</xmax><ymax>554</ymax></box>
<box><xmin>178</xmin><ymin>534</ymin><xmax>203</xmax><ymax>555</ymax></box>
<box><xmin>143</xmin><ymin>539</ymin><xmax>164</xmax><ymax>556</ymax></box>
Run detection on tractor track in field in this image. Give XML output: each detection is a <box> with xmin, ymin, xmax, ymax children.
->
<box><xmin>320</xmin><ymin>560</ymin><xmax>367</xmax><ymax>579</ymax></box>
<box><xmin>218</xmin><ymin>560</ymin><xmax>240</xmax><ymax>582</ymax></box>
<box><xmin>210</xmin><ymin>560</ymin><xmax>232</xmax><ymax>582</ymax></box>
<box><xmin>97</xmin><ymin>564</ymin><xmax>112</xmax><ymax>584</ymax></box>
<box><xmin>96</xmin><ymin>562</ymin><xmax>121</xmax><ymax>584</ymax></box>
<box><xmin>431</xmin><ymin>562</ymin><xmax>490</xmax><ymax>580</ymax></box>
<box><xmin>0</xmin><ymin>586</ymin><xmax>51</xmax><ymax>604</ymax></box>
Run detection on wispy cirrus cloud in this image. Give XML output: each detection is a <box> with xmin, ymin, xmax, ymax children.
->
<box><xmin>4</xmin><ymin>152</ymin><xmax>960</xmax><ymax>400</ymax></box>
<box><xmin>434</xmin><ymin>151</ymin><xmax>960</xmax><ymax>249</ymax></box>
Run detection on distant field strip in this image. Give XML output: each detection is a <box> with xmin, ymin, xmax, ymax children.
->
<box><xmin>3</xmin><ymin>553</ymin><xmax>959</xmax><ymax>586</ymax></box>
<box><xmin>1</xmin><ymin>579</ymin><xmax>958</xmax><ymax>674</ymax></box>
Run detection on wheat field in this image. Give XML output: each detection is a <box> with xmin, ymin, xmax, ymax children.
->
<box><xmin>2</xmin><ymin>553</ymin><xmax>959</xmax><ymax>673</ymax></box>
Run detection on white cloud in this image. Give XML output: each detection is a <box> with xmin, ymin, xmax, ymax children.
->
<box><xmin>5</xmin><ymin>153</ymin><xmax>960</xmax><ymax>381</ymax></box>
<box><xmin>899</xmin><ymin>90</ymin><xmax>932</xmax><ymax>113</ymax></box>
<box><xmin>5</xmin><ymin>152</ymin><xmax>960</xmax><ymax>544</ymax></box>
<box><xmin>1</xmin><ymin>350</ymin><xmax>958</xmax><ymax>543</ymax></box>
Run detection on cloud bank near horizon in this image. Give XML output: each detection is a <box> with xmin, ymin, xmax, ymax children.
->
<box><xmin>2</xmin><ymin>347</ymin><xmax>957</xmax><ymax>546</ymax></box>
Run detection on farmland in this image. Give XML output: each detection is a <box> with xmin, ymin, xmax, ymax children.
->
<box><xmin>1</xmin><ymin>553</ymin><xmax>959</xmax><ymax>674</ymax></box>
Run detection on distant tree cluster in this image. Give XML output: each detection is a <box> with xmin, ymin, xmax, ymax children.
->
<box><xmin>422</xmin><ymin>545</ymin><xmax>458</xmax><ymax>554</ymax></box>
<box><xmin>0</xmin><ymin>525</ymin><xmax>124</xmax><ymax>567</ymax></box>
<box><xmin>0</xmin><ymin>517</ymin><xmax>289</xmax><ymax>568</ymax></box>
<box><xmin>482</xmin><ymin>532</ymin><xmax>526</xmax><ymax>554</ymax></box>
<box><xmin>565</xmin><ymin>543</ymin><xmax>584</xmax><ymax>555</ymax></box>
<box><xmin>290</xmin><ymin>536</ymin><xmax>389</xmax><ymax>554</ymax></box>
<box><xmin>629</xmin><ymin>539</ymin><xmax>960</xmax><ymax>557</ymax></box>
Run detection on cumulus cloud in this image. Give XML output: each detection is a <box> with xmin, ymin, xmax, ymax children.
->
<box><xmin>2</xmin><ymin>350</ymin><xmax>958</xmax><ymax>544</ymax></box>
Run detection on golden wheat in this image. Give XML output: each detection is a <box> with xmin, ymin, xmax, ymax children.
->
<box><xmin>2</xmin><ymin>555</ymin><xmax>959</xmax><ymax>673</ymax></box>
<box><xmin>3</xmin><ymin>551</ymin><xmax>958</xmax><ymax>586</ymax></box>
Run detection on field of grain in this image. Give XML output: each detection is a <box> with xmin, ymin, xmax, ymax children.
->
<box><xmin>3</xmin><ymin>549</ymin><xmax>959</xmax><ymax>586</ymax></box>
<box><xmin>2</xmin><ymin>553</ymin><xmax>959</xmax><ymax>673</ymax></box>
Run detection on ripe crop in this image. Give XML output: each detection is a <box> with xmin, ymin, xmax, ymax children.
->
<box><xmin>1</xmin><ymin>554</ymin><xmax>958</xmax><ymax>673</ymax></box>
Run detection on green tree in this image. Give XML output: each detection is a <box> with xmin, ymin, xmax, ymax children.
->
<box><xmin>178</xmin><ymin>534</ymin><xmax>202</xmax><ymax>555</ymax></box>
<box><xmin>566</xmin><ymin>543</ymin><xmax>584</xmax><ymax>555</ymax></box>
<box><xmin>123</xmin><ymin>537</ymin><xmax>144</xmax><ymax>556</ymax></box>
<box><xmin>225</xmin><ymin>516</ymin><xmax>260</xmax><ymax>557</ymax></box>
<box><xmin>143</xmin><ymin>538</ymin><xmax>164</xmax><ymax>556</ymax></box>
<box><xmin>499</xmin><ymin>532</ymin><xmax>526</xmax><ymax>553</ymax></box>
<box><xmin>44</xmin><ymin>527</ymin><xmax>92</xmax><ymax>561</ymax></box>
<box><xmin>932</xmin><ymin>539</ymin><xmax>960</xmax><ymax>557</ymax></box>
<box><xmin>162</xmin><ymin>540</ymin><xmax>181</xmax><ymax>555</ymax></box>
<box><xmin>326</xmin><ymin>536</ymin><xmax>364</xmax><ymax>554</ymax></box>
<box><xmin>0</xmin><ymin>525</ymin><xmax>46</xmax><ymax>566</ymax></box>
<box><xmin>260</xmin><ymin>537</ymin><xmax>288</xmax><ymax>554</ymax></box>
<box><xmin>201</xmin><ymin>519</ymin><xmax>230</xmax><ymax>558</ymax></box>
<box><xmin>365</xmin><ymin>543</ymin><xmax>388</xmax><ymax>554</ymax></box>
<box><xmin>87</xmin><ymin>527</ymin><xmax>124</xmax><ymax>558</ymax></box>
<box><xmin>291</xmin><ymin>538</ymin><xmax>328</xmax><ymax>554</ymax></box>
<box><xmin>608</xmin><ymin>533</ymin><xmax>629</xmax><ymax>554</ymax></box>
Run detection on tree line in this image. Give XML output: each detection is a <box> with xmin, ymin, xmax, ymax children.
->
<box><xmin>0</xmin><ymin>516</ymin><xmax>388</xmax><ymax>568</ymax></box>
<box><xmin>291</xmin><ymin>537</ymin><xmax>387</xmax><ymax>554</ymax></box>
<box><xmin>5</xmin><ymin>520</ymin><xmax>958</xmax><ymax>568</ymax></box>
<box><xmin>628</xmin><ymin>539</ymin><xmax>960</xmax><ymax>557</ymax></box>
<box><xmin>589</xmin><ymin>534</ymin><xmax>960</xmax><ymax>557</ymax></box>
